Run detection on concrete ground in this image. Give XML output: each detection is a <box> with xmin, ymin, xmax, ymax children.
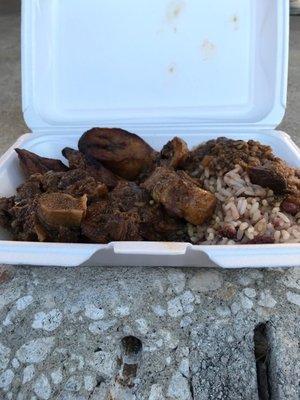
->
<box><xmin>0</xmin><ymin>2</ymin><xmax>299</xmax><ymax>399</ymax></box>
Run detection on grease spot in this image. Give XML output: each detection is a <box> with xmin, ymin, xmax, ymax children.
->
<box><xmin>166</xmin><ymin>1</ymin><xmax>186</xmax><ymax>22</ymax></box>
<box><xmin>201</xmin><ymin>39</ymin><xmax>216</xmax><ymax>61</ymax></box>
<box><xmin>168</xmin><ymin>63</ymin><xmax>176</xmax><ymax>75</ymax></box>
<box><xmin>230</xmin><ymin>14</ymin><xmax>239</xmax><ymax>30</ymax></box>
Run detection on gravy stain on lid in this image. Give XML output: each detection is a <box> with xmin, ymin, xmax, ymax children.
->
<box><xmin>230</xmin><ymin>14</ymin><xmax>240</xmax><ymax>30</ymax></box>
<box><xmin>166</xmin><ymin>0</ymin><xmax>186</xmax><ymax>23</ymax></box>
<box><xmin>201</xmin><ymin>39</ymin><xmax>216</xmax><ymax>61</ymax></box>
<box><xmin>157</xmin><ymin>0</ymin><xmax>186</xmax><ymax>35</ymax></box>
<box><xmin>167</xmin><ymin>62</ymin><xmax>177</xmax><ymax>75</ymax></box>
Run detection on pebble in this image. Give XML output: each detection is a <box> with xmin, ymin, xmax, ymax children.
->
<box><xmin>194</xmin><ymin>294</ymin><xmax>202</xmax><ymax>304</ymax></box>
<box><xmin>160</xmin><ymin>330</ymin><xmax>179</xmax><ymax>350</ymax></box>
<box><xmin>240</xmin><ymin>295</ymin><xmax>253</xmax><ymax>310</ymax></box>
<box><xmin>0</xmin><ymin>369</ymin><xmax>14</xmax><ymax>389</ymax></box>
<box><xmin>64</xmin><ymin>376</ymin><xmax>82</xmax><ymax>392</ymax></box>
<box><xmin>152</xmin><ymin>305</ymin><xmax>166</xmax><ymax>317</ymax></box>
<box><xmin>286</xmin><ymin>291</ymin><xmax>300</xmax><ymax>307</ymax></box>
<box><xmin>135</xmin><ymin>318</ymin><xmax>149</xmax><ymax>334</ymax></box>
<box><xmin>0</xmin><ymin>343</ymin><xmax>10</xmax><ymax>371</ymax></box>
<box><xmin>183</xmin><ymin>304</ymin><xmax>194</xmax><ymax>313</ymax></box>
<box><xmin>84</xmin><ymin>304</ymin><xmax>105</xmax><ymax>320</ymax></box>
<box><xmin>88</xmin><ymin>351</ymin><xmax>115</xmax><ymax>377</ymax></box>
<box><xmin>11</xmin><ymin>358</ymin><xmax>20</xmax><ymax>369</ymax></box>
<box><xmin>257</xmin><ymin>306</ymin><xmax>272</xmax><ymax>319</ymax></box>
<box><xmin>167</xmin><ymin>371</ymin><xmax>192</xmax><ymax>400</ymax></box>
<box><xmin>282</xmin><ymin>269</ymin><xmax>300</xmax><ymax>290</ymax></box>
<box><xmin>22</xmin><ymin>365</ymin><xmax>35</xmax><ymax>384</ymax></box>
<box><xmin>180</xmin><ymin>316</ymin><xmax>193</xmax><ymax>328</ymax></box>
<box><xmin>153</xmin><ymin>279</ymin><xmax>165</xmax><ymax>294</ymax></box>
<box><xmin>34</xmin><ymin>374</ymin><xmax>52</xmax><ymax>400</ymax></box>
<box><xmin>32</xmin><ymin>309</ymin><xmax>62</xmax><ymax>332</ymax></box>
<box><xmin>179</xmin><ymin>358</ymin><xmax>190</xmax><ymax>377</ymax></box>
<box><xmin>258</xmin><ymin>290</ymin><xmax>277</xmax><ymax>308</ymax></box>
<box><xmin>3</xmin><ymin>308</ymin><xmax>17</xmax><ymax>326</ymax></box>
<box><xmin>50</xmin><ymin>368</ymin><xmax>63</xmax><ymax>385</ymax></box>
<box><xmin>230</xmin><ymin>302</ymin><xmax>241</xmax><ymax>315</ymax></box>
<box><xmin>167</xmin><ymin>270</ymin><xmax>186</xmax><ymax>294</ymax></box>
<box><xmin>0</xmin><ymin>286</ymin><xmax>21</xmax><ymax>310</ymax></box>
<box><xmin>114</xmin><ymin>306</ymin><xmax>130</xmax><ymax>316</ymax></box>
<box><xmin>15</xmin><ymin>295</ymin><xmax>34</xmax><ymax>311</ymax></box>
<box><xmin>180</xmin><ymin>291</ymin><xmax>195</xmax><ymax>313</ymax></box>
<box><xmin>216</xmin><ymin>306</ymin><xmax>231</xmax><ymax>317</ymax></box>
<box><xmin>249</xmin><ymin>270</ymin><xmax>264</xmax><ymax>280</ymax></box>
<box><xmin>165</xmin><ymin>357</ymin><xmax>172</xmax><ymax>365</ymax></box>
<box><xmin>88</xmin><ymin>319</ymin><xmax>116</xmax><ymax>334</ymax></box>
<box><xmin>217</xmin><ymin>284</ymin><xmax>237</xmax><ymax>301</ymax></box>
<box><xmin>238</xmin><ymin>276</ymin><xmax>253</xmax><ymax>286</ymax></box>
<box><xmin>243</xmin><ymin>288</ymin><xmax>256</xmax><ymax>298</ymax></box>
<box><xmin>84</xmin><ymin>375</ymin><xmax>96</xmax><ymax>391</ymax></box>
<box><xmin>167</xmin><ymin>297</ymin><xmax>183</xmax><ymax>318</ymax></box>
<box><xmin>16</xmin><ymin>337</ymin><xmax>55</xmax><ymax>363</ymax></box>
<box><xmin>189</xmin><ymin>271</ymin><xmax>223</xmax><ymax>292</ymax></box>
<box><xmin>149</xmin><ymin>384</ymin><xmax>165</xmax><ymax>400</ymax></box>
<box><xmin>180</xmin><ymin>291</ymin><xmax>195</xmax><ymax>306</ymax></box>
<box><xmin>180</xmin><ymin>347</ymin><xmax>189</xmax><ymax>357</ymax></box>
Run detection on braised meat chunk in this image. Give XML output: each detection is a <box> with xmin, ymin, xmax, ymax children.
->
<box><xmin>6</xmin><ymin>187</ymin><xmax>87</xmax><ymax>242</ymax></box>
<box><xmin>159</xmin><ymin>137</ymin><xmax>189</xmax><ymax>168</ymax></box>
<box><xmin>82</xmin><ymin>202</ymin><xmax>142</xmax><ymax>243</ymax></box>
<box><xmin>81</xmin><ymin>182</ymin><xmax>145</xmax><ymax>243</ymax></box>
<box><xmin>42</xmin><ymin>169</ymin><xmax>108</xmax><ymax>202</ymax></box>
<box><xmin>15</xmin><ymin>174</ymin><xmax>43</xmax><ymax>201</ymax></box>
<box><xmin>248</xmin><ymin>166</ymin><xmax>287</xmax><ymax>194</ymax></box>
<box><xmin>62</xmin><ymin>147</ymin><xmax>119</xmax><ymax>189</ymax></box>
<box><xmin>109</xmin><ymin>181</ymin><xmax>149</xmax><ymax>212</ymax></box>
<box><xmin>9</xmin><ymin>198</ymin><xmax>40</xmax><ymax>241</ymax></box>
<box><xmin>0</xmin><ymin>196</ymin><xmax>14</xmax><ymax>229</ymax></box>
<box><xmin>62</xmin><ymin>147</ymin><xmax>86</xmax><ymax>170</ymax></box>
<box><xmin>15</xmin><ymin>148</ymin><xmax>68</xmax><ymax>177</ymax></box>
<box><xmin>37</xmin><ymin>192</ymin><xmax>87</xmax><ymax>228</ymax></box>
<box><xmin>142</xmin><ymin>167</ymin><xmax>216</xmax><ymax>225</ymax></box>
<box><xmin>81</xmin><ymin>181</ymin><xmax>188</xmax><ymax>243</ymax></box>
<box><xmin>139</xmin><ymin>204</ymin><xmax>189</xmax><ymax>242</ymax></box>
<box><xmin>78</xmin><ymin>128</ymin><xmax>156</xmax><ymax>180</ymax></box>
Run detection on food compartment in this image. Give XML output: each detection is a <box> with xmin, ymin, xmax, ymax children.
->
<box><xmin>0</xmin><ymin>128</ymin><xmax>299</xmax><ymax>268</ymax></box>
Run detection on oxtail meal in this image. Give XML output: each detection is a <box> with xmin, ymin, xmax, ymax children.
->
<box><xmin>0</xmin><ymin>128</ymin><xmax>299</xmax><ymax>244</ymax></box>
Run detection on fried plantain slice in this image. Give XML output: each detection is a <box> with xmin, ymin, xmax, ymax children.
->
<box><xmin>78</xmin><ymin>128</ymin><xmax>156</xmax><ymax>180</ymax></box>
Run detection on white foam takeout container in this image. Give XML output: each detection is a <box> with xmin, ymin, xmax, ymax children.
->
<box><xmin>0</xmin><ymin>0</ymin><xmax>299</xmax><ymax>268</ymax></box>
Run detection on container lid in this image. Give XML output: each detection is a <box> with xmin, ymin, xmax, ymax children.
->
<box><xmin>22</xmin><ymin>0</ymin><xmax>289</xmax><ymax>132</ymax></box>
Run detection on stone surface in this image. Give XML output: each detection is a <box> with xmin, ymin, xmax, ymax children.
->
<box><xmin>16</xmin><ymin>337</ymin><xmax>55</xmax><ymax>364</ymax></box>
<box><xmin>0</xmin><ymin>3</ymin><xmax>299</xmax><ymax>400</ymax></box>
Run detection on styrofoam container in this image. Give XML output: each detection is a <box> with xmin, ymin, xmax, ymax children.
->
<box><xmin>0</xmin><ymin>0</ymin><xmax>299</xmax><ymax>267</ymax></box>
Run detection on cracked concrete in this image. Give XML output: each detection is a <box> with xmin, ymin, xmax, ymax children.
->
<box><xmin>0</xmin><ymin>2</ymin><xmax>299</xmax><ymax>400</ymax></box>
<box><xmin>0</xmin><ymin>266</ymin><xmax>299</xmax><ymax>399</ymax></box>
